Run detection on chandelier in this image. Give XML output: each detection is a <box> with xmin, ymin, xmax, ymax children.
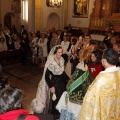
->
<box><xmin>49</xmin><ymin>0</ymin><xmax>63</xmax><ymax>8</ymax></box>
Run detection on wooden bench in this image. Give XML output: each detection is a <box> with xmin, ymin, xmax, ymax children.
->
<box><xmin>0</xmin><ymin>49</ymin><xmax>21</xmax><ymax>65</ymax></box>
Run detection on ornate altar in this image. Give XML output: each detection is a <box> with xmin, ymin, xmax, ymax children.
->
<box><xmin>89</xmin><ymin>0</ymin><xmax>120</xmax><ymax>33</ymax></box>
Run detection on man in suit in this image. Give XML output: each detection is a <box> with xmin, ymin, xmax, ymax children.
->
<box><xmin>20</xmin><ymin>25</ymin><xmax>27</xmax><ymax>38</ymax></box>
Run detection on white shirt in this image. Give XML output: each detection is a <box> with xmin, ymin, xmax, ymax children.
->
<box><xmin>61</xmin><ymin>41</ymin><xmax>70</xmax><ymax>55</ymax></box>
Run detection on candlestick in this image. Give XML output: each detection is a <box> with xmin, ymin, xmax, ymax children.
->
<box><xmin>95</xmin><ymin>19</ymin><xmax>96</xmax><ymax>26</ymax></box>
<box><xmin>98</xmin><ymin>19</ymin><xmax>100</xmax><ymax>26</ymax></box>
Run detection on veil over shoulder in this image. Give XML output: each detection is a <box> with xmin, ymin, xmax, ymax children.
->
<box><xmin>31</xmin><ymin>45</ymin><xmax>65</xmax><ymax>113</ymax></box>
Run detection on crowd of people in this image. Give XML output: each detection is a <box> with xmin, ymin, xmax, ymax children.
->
<box><xmin>0</xmin><ymin>24</ymin><xmax>120</xmax><ymax>120</ymax></box>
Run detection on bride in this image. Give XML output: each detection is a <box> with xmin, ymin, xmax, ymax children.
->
<box><xmin>31</xmin><ymin>45</ymin><xmax>69</xmax><ymax>119</ymax></box>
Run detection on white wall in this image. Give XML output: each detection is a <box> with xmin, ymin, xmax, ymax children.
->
<box><xmin>42</xmin><ymin>0</ymin><xmax>64</xmax><ymax>31</ymax></box>
<box><xmin>0</xmin><ymin>0</ymin><xmax>95</xmax><ymax>31</ymax></box>
<box><xmin>67</xmin><ymin>0</ymin><xmax>95</xmax><ymax>27</ymax></box>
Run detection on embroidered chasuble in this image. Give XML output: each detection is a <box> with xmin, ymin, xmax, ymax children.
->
<box><xmin>66</xmin><ymin>68</ymin><xmax>93</xmax><ymax>104</ymax></box>
<box><xmin>79</xmin><ymin>67</ymin><xmax>120</xmax><ymax>120</ymax></box>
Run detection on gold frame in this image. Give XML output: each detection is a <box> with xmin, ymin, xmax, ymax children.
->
<box><xmin>73</xmin><ymin>0</ymin><xmax>89</xmax><ymax>18</ymax></box>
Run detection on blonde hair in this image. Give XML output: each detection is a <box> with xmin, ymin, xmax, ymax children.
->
<box><xmin>79</xmin><ymin>48</ymin><xmax>91</xmax><ymax>62</ymax></box>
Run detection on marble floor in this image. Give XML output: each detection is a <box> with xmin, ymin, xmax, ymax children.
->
<box><xmin>1</xmin><ymin>63</ymin><xmax>43</xmax><ymax>114</ymax></box>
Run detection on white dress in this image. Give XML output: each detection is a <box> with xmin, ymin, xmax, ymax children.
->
<box><xmin>56</xmin><ymin>91</ymin><xmax>81</xmax><ymax>120</ymax></box>
<box><xmin>38</xmin><ymin>38</ymin><xmax>48</xmax><ymax>57</ymax></box>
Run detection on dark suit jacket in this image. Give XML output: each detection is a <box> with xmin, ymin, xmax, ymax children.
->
<box><xmin>34</xmin><ymin>113</ymin><xmax>54</xmax><ymax>120</ymax></box>
<box><xmin>47</xmin><ymin>33</ymin><xmax>52</xmax><ymax>53</ymax></box>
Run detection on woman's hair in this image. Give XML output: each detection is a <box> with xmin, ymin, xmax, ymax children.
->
<box><xmin>91</xmin><ymin>50</ymin><xmax>102</xmax><ymax>65</ymax></box>
<box><xmin>71</xmin><ymin>38</ymin><xmax>77</xmax><ymax>45</ymax></box>
<box><xmin>102</xmin><ymin>48</ymin><xmax>119</xmax><ymax>65</ymax></box>
<box><xmin>63</xmin><ymin>35</ymin><xmax>69</xmax><ymax>41</ymax></box>
<box><xmin>79</xmin><ymin>48</ymin><xmax>91</xmax><ymax>63</ymax></box>
<box><xmin>53</xmin><ymin>46</ymin><xmax>62</xmax><ymax>54</ymax></box>
<box><xmin>0</xmin><ymin>87</ymin><xmax>22</xmax><ymax>114</ymax></box>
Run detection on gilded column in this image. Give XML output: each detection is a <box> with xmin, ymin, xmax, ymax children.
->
<box><xmin>63</xmin><ymin>0</ymin><xmax>68</xmax><ymax>27</ymax></box>
<box><xmin>105</xmin><ymin>0</ymin><xmax>112</xmax><ymax>17</ymax></box>
<box><xmin>94</xmin><ymin>0</ymin><xmax>101</xmax><ymax>18</ymax></box>
<box><xmin>35</xmin><ymin>0</ymin><xmax>43</xmax><ymax>31</ymax></box>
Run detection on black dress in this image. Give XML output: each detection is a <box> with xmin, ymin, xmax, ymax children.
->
<box><xmin>45</xmin><ymin>68</ymin><xmax>69</xmax><ymax>117</ymax></box>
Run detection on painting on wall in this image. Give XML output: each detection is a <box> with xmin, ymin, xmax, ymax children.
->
<box><xmin>73</xmin><ymin>0</ymin><xmax>89</xmax><ymax>18</ymax></box>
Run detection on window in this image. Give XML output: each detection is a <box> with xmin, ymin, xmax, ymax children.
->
<box><xmin>22</xmin><ymin>0</ymin><xmax>28</xmax><ymax>22</ymax></box>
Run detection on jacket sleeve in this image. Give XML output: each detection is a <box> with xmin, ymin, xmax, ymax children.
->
<box><xmin>45</xmin><ymin>68</ymin><xmax>53</xmax><ymax>88</ymax></box>
<box><xmin>26</xmin><ymin>115</ymin><xmax>39</xmax><ymax>120</ymax></box>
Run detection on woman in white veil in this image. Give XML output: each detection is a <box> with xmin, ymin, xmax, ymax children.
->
<box><xmin>31</xmin><ymin>45</ymin><xmax>69</xmax><ymax>119</ymax></box>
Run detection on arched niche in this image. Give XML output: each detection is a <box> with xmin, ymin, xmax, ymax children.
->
<box><xmin>4</xmin><ymin>12</ymin><xmax>15</xmax><ymax>27</ymax></box>
<box><xmin>47</xmin><ymin>12</ymin><xmax>60</xmax><ymax>30</ymax></box>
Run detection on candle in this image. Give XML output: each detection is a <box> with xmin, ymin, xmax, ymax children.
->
<box><xmin>98</xmin><ymin>19</ymin><xmax>99</xmax><ymax>26</ymax></box>
<box><xmin>95</xmin><ymin>19</ymin><xmax>96</xmax><ymax>26</ymax></box>
<box><xmin>101</xmin><ymin>19</ymin><xmax>103</xmax><ymax>26</ymax></box>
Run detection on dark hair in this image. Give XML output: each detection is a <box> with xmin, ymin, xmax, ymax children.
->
<box><xmin>21</xmin><ymin>25</ymin><xmax>24</xmax><ymax>29</ymax></box>
<box><xmin>102</xmin><ymin>48</ymin><xmax>119</xmax><ymax>65</ymax></box>
<box><xmin>54</xmin><ymin>31</ymin><xmax>58</xmax><ymax>35</ymax></box>
<box><xmin>0</xmin><ymin>77</ymin><xmax>8</xmax><ymax>90</ymax></box>
<box><xmin>63</xmin><ymin>35</ymin><xmax>69</xmax><ymax>41</ymax></box>
<box><xmin>85</xmin><ymin>34</ymin><xmax>91</xmax><ymax>39</ymax></box>
<box><xmin>0</xmin><ymin>87</ymin><xmax>22</xmax><ymax>114</ymax></box>
<box><xmin>53</xmin><ymin>46</ymin><xmax>62</xmax><ymax>54</ymax></box>
<box><xmin>71</xmin><ymin>38</ymin><xmax>77</xmax><ymax>45</ymax></box>
<box><xmin>91</xmin><ymin>50</ymin><xmax>102</xmax><ymax>65</ymax></box>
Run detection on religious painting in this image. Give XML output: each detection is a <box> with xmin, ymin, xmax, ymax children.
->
<box><xmin>73</xmin><ymin>0</ymin><xmax>89</xmax><ymax>18</ymax></box>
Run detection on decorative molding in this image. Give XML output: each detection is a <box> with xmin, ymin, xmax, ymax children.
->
<box><xmin>89</xmin><ymin>0</ymin><xmax>120</xmax><ymax>32</ymax></box>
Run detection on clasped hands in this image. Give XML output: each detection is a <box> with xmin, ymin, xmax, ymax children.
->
<box><xmin>50</xmin><ymin>87</ymin><xmax>55</xmax><ymax>94</ymax></box>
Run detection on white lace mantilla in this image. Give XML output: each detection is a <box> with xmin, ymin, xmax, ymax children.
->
<box><xmin>31</xmin><ymin>54</ymin><xmax>65</xmax><ymax>113</ymax></box>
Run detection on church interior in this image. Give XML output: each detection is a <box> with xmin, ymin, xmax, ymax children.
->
<box><xmin>0</xmin><ymin>0</ymin><xmax>120</xmax><ymax>119</ymax></box>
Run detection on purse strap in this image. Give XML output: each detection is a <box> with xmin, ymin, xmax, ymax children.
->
<box><xmin>17</xmin><ymin>114</ymin><xmax>28</xmax><ymax>120</ymax></box>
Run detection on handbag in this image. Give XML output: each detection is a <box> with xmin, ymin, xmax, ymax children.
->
<box><xmin>60</xmin><ymin>109</ymin><xmax>74</xmax><ymax>120</ymax></box>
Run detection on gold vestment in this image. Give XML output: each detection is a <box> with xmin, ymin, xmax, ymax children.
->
<box><xmin>80</xmin><ymin>66</ymin><xmax>120</xmax><ymax>120</ymax></box>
